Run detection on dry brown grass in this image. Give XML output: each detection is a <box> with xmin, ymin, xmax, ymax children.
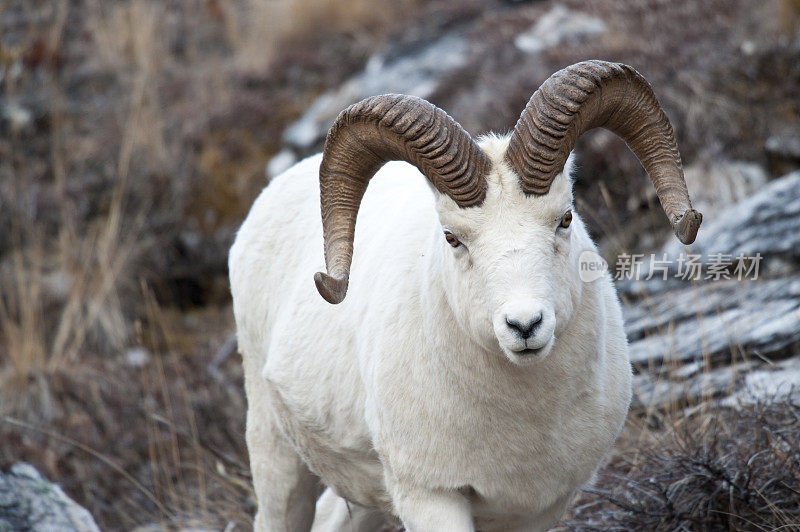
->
<box><xmin>562</xmin><ymin>394</ymin><xmax>800</xmax><ymax>531</ymax></box>
<box><xmin>2</xmin><ymin>299</ymin><xmax>253</xmax><ymax>528</ymax></box>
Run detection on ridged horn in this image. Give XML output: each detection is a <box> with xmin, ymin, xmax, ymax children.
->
<box><xmin>314</xmin><ymin>94</ymin><xmax>490</xmax><ymax>304</ymax></box>
<box><xmin>505</xmin><ymin>60</ymin><xmax>702</xmax><ymax>245</ymax></box>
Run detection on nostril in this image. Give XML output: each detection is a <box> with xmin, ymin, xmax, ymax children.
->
<box><xmin>506</xmin><ymin>313</ymin><xmax>542</xmax><ymax>339</ymax></box>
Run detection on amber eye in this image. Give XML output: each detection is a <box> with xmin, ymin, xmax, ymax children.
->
<box><xmin>560</xmin><ymin>210</ymin><xmax>573</xmax><ymax>228</ymax></box>
<box><xmin>444</xmin><ymin>231</ymin><xmax>461</xmax><ymax>247</ymax></box>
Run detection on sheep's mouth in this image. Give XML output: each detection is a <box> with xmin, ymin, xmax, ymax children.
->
<box><xmin>501</xmin><ymin>336</ymin><xmax>554</xmax><ymax>364</ymax></box>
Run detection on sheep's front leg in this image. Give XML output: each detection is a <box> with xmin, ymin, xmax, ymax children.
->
<box><xmin>247</xmin><ymin>425</ymin><xmax>318</xmax><ymax>531</ymax></box>
<box><xmin>244</xmin><ymin>365</ymin><xmax>318</xmax><ymax>531</ymax></box>
<box><xmin>391</xmin><ymin>483</ymin><xmax>474</xmax><ymax>532</ymax></box>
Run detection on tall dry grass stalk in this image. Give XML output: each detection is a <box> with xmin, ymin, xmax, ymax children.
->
<box><xmin>139</xmin><ymin>285</ymin><xmax>210</xmax><ymax>524</ymax></box>
<box><xmin>0</xmin><ymin>240</ymin><xmax>47</xmax><ymax>390</ymax></box>
<box><xmin>1</xmin><ymin>0</ymin><xmax>165</xmax><ymax>408</ymax></box>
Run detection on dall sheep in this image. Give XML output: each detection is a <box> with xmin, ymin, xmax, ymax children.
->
<box><xmin>229</xmin><ymin>60</ymin><xmax>702</xmax><ymax>531</ymax></box>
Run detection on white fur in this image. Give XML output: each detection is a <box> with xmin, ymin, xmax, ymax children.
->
<box><xmin>229</xmin><ymin>134</ymin><xmax>632</xmax><ymax>531</ymax></box>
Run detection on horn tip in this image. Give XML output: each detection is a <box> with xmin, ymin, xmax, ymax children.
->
<box><xmin>674</xmin><ymin>208</ymin><xmax>702</xmax><ymax>245</ymax></box>
<box><xmin>314</xmin><ymin>271</ymin><xmax>348</xmax><ymax>304</ymax></box>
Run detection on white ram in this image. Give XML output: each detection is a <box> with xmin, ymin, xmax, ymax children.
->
<box><xmin>229</xmin><ymin>60</ymin><xmax>702</xmax><ymax>531</ymax></box>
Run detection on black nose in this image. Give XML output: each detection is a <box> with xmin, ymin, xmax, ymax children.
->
<box><xmin>506</xmin><ymin>314</ymin><xmax>542</xmax><ymax>339</ymax></box>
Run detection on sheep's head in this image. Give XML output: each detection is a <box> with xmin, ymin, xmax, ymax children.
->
<box><xmin>432</xmin><ymin>137</ymin><xmax>578</xmax><ymax>362</ymax></box>
<box><xmin>314</xmin><ymin>60</ymin><xmax>702</xmax><ymax>363</ymax></box>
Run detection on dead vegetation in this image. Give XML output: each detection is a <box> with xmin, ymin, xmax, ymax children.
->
<box><xmin>563</xmin><ymin>396</ymin><xmax>800</xmax><ymax>531</ymax></box>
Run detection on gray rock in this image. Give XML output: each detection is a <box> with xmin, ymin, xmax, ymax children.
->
<box><xmin>624</xmin><ymin>276</ymin><xmax>800</xmax><ymax>366</ymax></box>
<box><xmin>682</xmin><ymin>159</ymin><xmax>767</xmax><ymax>216</ymax></box>
<box><xmin>514</xmin><ymin>5</ymin><xmax>606</xmax><ymax>54</ymax></box>
<box><xmin>282</xmin><ymin>32</ymin><xmax>470</xmax><ymax>149</ymax></box>
<box><xmin>124</xmin><ymin>346</ymin><xmax>151</xmax><ymax>368</ymax></box>
<box><xmin>766</xmin><ymin>132</ymin><xmax>800</xmax><ymax>160</ymax></box>
<box><xmin>0</xmin><ymin>463</ymin><xmax>100</xmax><ymax>532</ymax></box>
<box><xmin>632</xmin><ymin>360</ymin><xmax>753</xmax><ymax>410</ymax></box>
<box><xmin>728</xmin><ymin>356</ymin><xmax>800</xmax><ymax>404</ymax></box>
<box><xmin>766</xmin><ymin>128</ymin><xmax>800</xmax><ymax>175</ymax></box>
<box><xmin>663</xmin><ymin>170</ymin><xmax>800</xmax><ymax>262</ymax></box>
<box><xmin>266</xmin><ymin>149</ymin><xmax>298</xmax><ymax>180</ymax></box>
<box><xmin>618</xmin><ymin>170</ymin><xmax>800</xmax><ymax>407</ymax></box>
<box><xmin>0</xmin><ymin>102</ymin><xmax>33</xmax><ymax>133</ymax></box>
<box><xmin>633</xmin><ymin>355</ymin><xmax>800</xmax><ymax>410</ymax></box>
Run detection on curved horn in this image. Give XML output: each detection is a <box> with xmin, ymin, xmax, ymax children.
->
<box><xmin>314</xmin><ymin>94</ymin><xmax>490</xmax><ymax>304</ymax></box>
<box><xmin>505</xmin><ymin>60</ymin><xmax>702</xmax><ymax>245</ymax></box>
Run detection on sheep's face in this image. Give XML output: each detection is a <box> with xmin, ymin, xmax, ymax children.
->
<box><xmin>434</xmin><ymin>136</ymin><xmax>581</xmax><ymax>365</ymax></box>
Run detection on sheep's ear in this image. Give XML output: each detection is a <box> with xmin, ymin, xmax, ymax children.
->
<box><xmin>563</xmin><ymin>153</ymin><xmax>578</xmax><ymax>185</ymax></box>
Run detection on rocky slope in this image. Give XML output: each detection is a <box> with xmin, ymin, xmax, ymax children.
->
<box><xmin>621</xmin><ymin>171</ymin><xmax>800</xmax><ymax>408</ymax></box>
<box><xmin>0</xmin><ymin>463</ymin><xmax>99</xmax><ymax>532</ymax></box>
